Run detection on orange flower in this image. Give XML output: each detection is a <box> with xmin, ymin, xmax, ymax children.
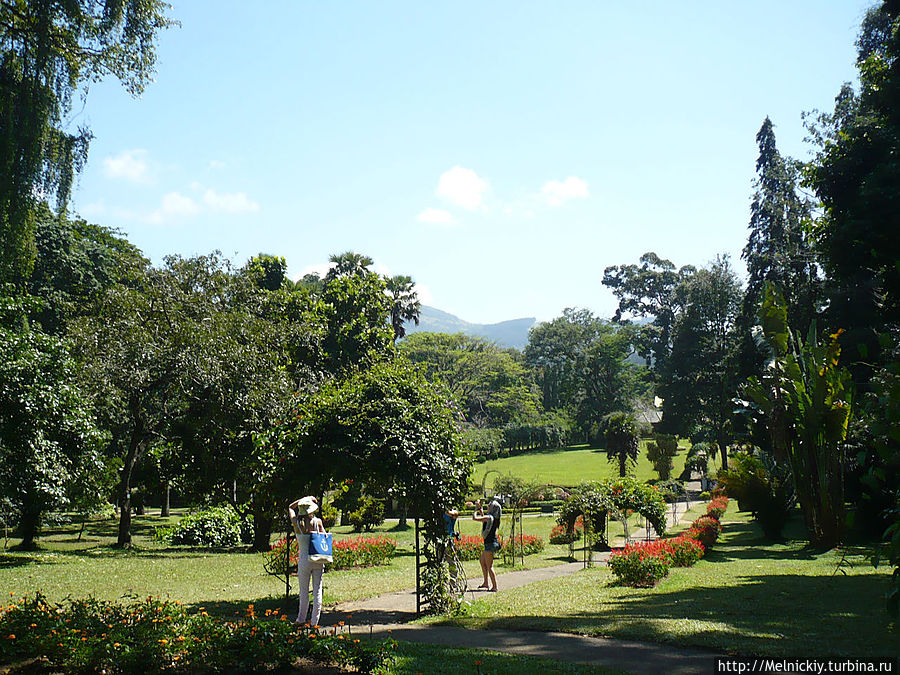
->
<box><xmin>6</xmin><ymin>634</ymin><xmax>14</xmax><ymax>640</ymax></box>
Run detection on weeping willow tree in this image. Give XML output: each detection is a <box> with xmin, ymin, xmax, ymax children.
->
<box><xmin>0</xmin><ymin>0</ymin><xmax>174</xmax><ymax>284</ymax></box>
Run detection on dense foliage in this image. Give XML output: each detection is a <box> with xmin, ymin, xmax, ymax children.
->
<box><xmin>0</xmin><ymin>593</ymin><xmax>394</xmax><ymax>673</ymax></box>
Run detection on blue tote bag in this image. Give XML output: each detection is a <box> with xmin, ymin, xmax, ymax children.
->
<box><xmin>308</xmin><ymin>532</ymin><xmax>333</xmax><ymax>563</ymax></box>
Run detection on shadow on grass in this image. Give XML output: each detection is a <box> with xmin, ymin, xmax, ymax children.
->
<box><xmin>432</xmin><ymin>572</ymin><xmax>895</xmax><ymax>657</ymax></box>
<box><xmin>0</xmin><ymin>554</ymin><xmax>50</xmax><ymax>569</ymax></box>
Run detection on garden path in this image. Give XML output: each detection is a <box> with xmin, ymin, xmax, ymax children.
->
<box><xmin>329</xmin><ymin>497</ymin><xmax>712</xmax><ymax>674</ymax></box>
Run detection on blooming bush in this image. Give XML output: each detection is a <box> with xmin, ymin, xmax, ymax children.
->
<box><xmin>332</xmin><ymin>537</ymin><xmax>397</xmax><ymax>569</ymax></box>
<box><xmin>500</xmin><ymin>534</ymin><xmax>544</xmax><ymax>556</ymax></box>
<box><xmin>667</xmin><ymin>535</ymin><xmax>705</xmax><ymax>566</ymax></box>
<box><xmin>608</xmin><ymin>545</ymin><xmax>671</xmax><ymax>587</ymax></box>
<box><xmin>549</xmin><ymin>522</ymin><xmax>583</xmax><ymax>544</ymax></box>
<box><xmin>706</xmin><ymin>496</ymin><xmax>729</xmax><ymax>520</ymax></box>
<box><xmin>688</xmin><ymin>515</ymin><xmax>723</xmax><ymax>548</ymax></box>
<box><xmin>0</xmin><ymin>593</ymin><xmax>394</xmax><ymax>674</ymax></box>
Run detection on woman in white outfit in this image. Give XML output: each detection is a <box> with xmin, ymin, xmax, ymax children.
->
<box><xmin>287</xmin><ymin>496</ymin><xmax>326</xmax><ymax>626</ymax></box>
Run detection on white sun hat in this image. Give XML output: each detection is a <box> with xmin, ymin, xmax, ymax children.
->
<box><xmin>296</xmin><ymin>496</ymin><xmax>318</xmax><ymax>515</ymax></box>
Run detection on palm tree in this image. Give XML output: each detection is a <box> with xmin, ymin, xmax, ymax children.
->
<box><xmin>385</xmin><ymin>274</ymin><xmax>420</xmax><ymax>342</ymax></box>
<box><xmin>603</xmin><ymin>412</ymin><xmax>639</xmax><ymax>477</ymax></box>
<box><xmin>325</xmin><ymin>251</ymin><xmax>373</xmax><ymax>281</ymax></box>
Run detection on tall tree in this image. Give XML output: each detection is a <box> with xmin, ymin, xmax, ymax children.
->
<box><xmin>602</xmin><ymin>253</ymin><xmax>695</xmax><ymax>372</ymax></box>
<box><xmin>603</xmin><ymin>412</ymin><xmax>640</xmax><ymax>478</ymax></box>
<box><xmin>385</xmin><ymin>274</ymin><xmax>420</xmax><ymax>342</ymax></box>
<box><xmin>739</xmin><ymin>117</ymin><xmax>817</xmax><ymax>378</ymax></box>
<box><xmin>659</xmin><ymin>256</ymin><xmax>742</xmax><ymax>469</ymax></box>
<box><xmin>0</xmin><ymin>0</ymin><xmax>173</xmax><ymax>284</ymax></box>
<box><xmin>0</xmin><ymin>293</ymin><xmax>104</xmax><ymax>549</ymax></box>
<box><xmin>325</xmin><ymin>251</ymin><xmax>374</xmax><ymax>281</ymax></box>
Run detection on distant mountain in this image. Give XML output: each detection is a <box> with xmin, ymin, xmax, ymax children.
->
<box><xmin>404</xmin><ymin>306</ymin><xmax>536</xmax><ymax>350</ymax></box>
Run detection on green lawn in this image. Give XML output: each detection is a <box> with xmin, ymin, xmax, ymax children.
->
<box><xmin>473</xmin><ymin>441</ymin><xmax>691</xmax><ymax>491</ymax></box>
<box><xmin>374</xmin><ymin>641</ymin><xmax>618</xmax><ymax>674</ymax></box>
<box><xmin>0</xmin><ymin>511</ymin><xmax>581</xmax><ymax>614</ymax></box>
<box><xmin>423</xmin><ymin>506</ymin><xmax>899</xmax><ymax>658</ymax></box>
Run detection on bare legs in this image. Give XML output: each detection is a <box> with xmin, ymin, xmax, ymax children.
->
<box><xmin>478</xmin><ymin>550</ymin><xmax>497</xmax><ymax>591</ymax></box>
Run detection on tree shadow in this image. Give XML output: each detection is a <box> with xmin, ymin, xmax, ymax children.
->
<box><xmin>433</xmin><ymin>572</ymin><xmax>896</xmax><ymax>657</ymax></box>
<box><xmin>0</xmin><ymin>554</ymin><xmax>49</xmax><ymax>569</ymax></box>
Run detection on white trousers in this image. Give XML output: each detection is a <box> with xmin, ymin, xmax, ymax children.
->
<box><xmin>297</xmin><ymin>563</ymin><xmax>324</xmax><ymax>626</ymax></box>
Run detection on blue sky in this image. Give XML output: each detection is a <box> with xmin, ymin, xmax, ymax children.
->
<box><xmin>69</xmin><ymin>1</ymin><xmax>872</xmax><ymax>324</ymax></box>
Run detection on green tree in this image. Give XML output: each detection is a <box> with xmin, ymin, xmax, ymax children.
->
<box><xmin>738</xmin><ymin>117</ymin><xmax>817</xmax><ymax>378</ymax></box>
<box><xmin>0</xmin><ymin>292</ymin><xmax>105</xmax><ymax>549</ymax></box>
<box><xmin>243</xmin><ymin>254</ymin><xmax>287</xmax><ymax>291</ymax></box>
<box><xmin>603</xmin><ymin>412</ymin><xmax>639</xmax><ymax>478</ymax></box>
<box><xmin>399</xmin><ymin>332</ymin><xmax>541</xmax><ymax>428</ymax></box>
<box><xmin>602</xmin><ymin>253</ymin><xmax>696</xmax><ymax>372</ymax></box>
<box><xmin>325</xmin><ymin>251</ymin><xmax>374</xmax><ymax>281</ymax></box>
<box><xmin>0</xmin><ymin>0</ymin><xmax>173</xmax><ymax>284</ymax></box>
<box><xmin>385</xmin><ymin>274</ymin><xmax>420</xmax><ymax>341</ymax></box>
<box><xmin>659</xmin><ymin>256</ymin><xmax>742</xmax><ymax>469</ymax></box>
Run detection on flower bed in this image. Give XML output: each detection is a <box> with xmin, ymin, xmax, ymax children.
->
<box><xmin>667</xmin><ymin>534</ymin><xmax>705</xmax><ymax>566</ymax></box>
<box><xmin>454</xmin><ymin>535</ymin><xmax>485</xmax><ymax>561</ymax></box>
<box><xmin>263</xmin><ymin>536</ymin><xmax>397</xmax><ymax>573</ymax></box>
<box><xmin>500</xmin><ymin>534</ymin><xmax>544</xmax><ymax>556</ymax></box>
<box><xmin>1</xmin><ymin>593</ymin><xmax>394</xmax><ymax>674</ymax></box>
<box><xmin>706</xmin><ymin>496</ymin><xmax>729</xmax><ymax>520</ymax></box>
<box><xmin>550</xmin><ymin>516</ymin><xmax>584</xmax><ymax>544</ymax></box>
<box><xmin>332</xmin><ymin>537</ymin><xmax>397</xmax><ymax>570</ymax></box>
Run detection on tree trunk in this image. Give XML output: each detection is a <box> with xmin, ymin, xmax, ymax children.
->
<box><xmin>250</xmin><ymin>497</ymin><xmax>273</xmax><ymax>552</ymax></box>
<box><xmin>14</xmin><ymin>505</ymin><xmax>40</xmax><ymax>551</ymax></box>
<box><xmin>161</xmin><ymin>483</ymin><xmax>170</xmax><ymax>518</ymax></box>
<box><xmin>115</xmin><ymin>428</ymin><xmax>145</xmax><ymax>548</ymax></box>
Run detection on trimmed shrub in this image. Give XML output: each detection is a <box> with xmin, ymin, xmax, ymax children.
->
<box><xmin>169</xmin><ymin>507</ymin><xmax>241</xmax><ymax>547</ymax></box>
<box><xmin>608</xmin><ymin>546</ymin><xmax>671</xmax><ymax>587</ymax></box>
<box><xmin>646</xmin><ymin>434</ymin><xmax>679</xmax><ymax>481</ymax></box>
<box><xmin>688</xmin><ymin>515</ymin><xmax>722</xmax><ymax>548</ymax></box>
<box><xmin>706</xmin><ymin>496</ymin><xmax>729</xmax><ymax>520</ymax></box>
<box><xmin>332</xmin><ymin>537</ymin><xmax>396</xmax><ymax>569</ymax></box>
<box><xmin>347</xmin><ymin>497</ymin><xmax>385</xmax><ymax>532</ymax></box>
<box><xmin>667</xmin><ymin>535</ymin><xmax>705</xmax><ymax>566</ymax></box>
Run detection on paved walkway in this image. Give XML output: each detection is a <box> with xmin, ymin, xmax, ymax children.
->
<box><xmin>330</xmin><ymin>498</ymin><xmax>716</xmax><ymax>674</ymax></box>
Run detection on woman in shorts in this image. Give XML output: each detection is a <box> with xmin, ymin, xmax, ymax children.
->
<box><xmin>472</xmin><ymin>499</ymin><xmax>501</xmax><ymax>591</ymax></box>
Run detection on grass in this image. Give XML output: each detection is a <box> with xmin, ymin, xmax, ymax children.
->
<box><xmin>473</xmin><ymin>441</ymin><xmax>690</xmax><ymax>491</ymax></box>
<box><xmin>374</xmin><ymin>640</ymin><xmax>619</xmax><ymax>674</ymax></box>
<box><xmin>422</xmin><ymin>505</ymin><xmax>899</xmax><ymax>658</ymax></box>
<box><xmin>0</xmin><ymin>511</ymin><xmax>579</xmax><ymax>614</ymax></box>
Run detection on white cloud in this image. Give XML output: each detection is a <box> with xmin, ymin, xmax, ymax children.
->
<box><xmin>417</xmin><ymin>208</ymin><xmax>455</xmax><ymax>225</ymax></box>
<box><xmin>103</xmin><ymin>149</ymin><xmax>152</xmax><ymax>183</ymax></box>
<box><xmin>436</xmin><ymin>166</ymin><xmax>487</xmax><ymax>210</ymax></box>
<box><xmin>202</xmin><ymin>188</ymin><xmax>260</xmax><ymax>213</ymax></box>
<box><xmin>541</xmin><ymin>176</ymin><xmax>589</xmax><ymax>206</ymax></box>
<box><xmin>145</xmin><ymin>191</ymin><xmax>200</xmax><ymax>224</ymax></box>
<box><xmin>208</xmin><ymin>160</ymin><xmax>226</xmax><ymax>170</ymax></box>
<box><xmin>414</xmin><ymin>282</ymin><xmax>434</xmax><ymax>305</ymax></box>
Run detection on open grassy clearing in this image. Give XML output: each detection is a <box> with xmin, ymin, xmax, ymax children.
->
<box><xmin>423</xmin><ymin>506</ymin><xmax>898</xmax><ymax>658</ymax></box>
<box><xmin>473</xmin><ymin>441</ymin><xmax>691</xmax><ymax>490</ymax></box>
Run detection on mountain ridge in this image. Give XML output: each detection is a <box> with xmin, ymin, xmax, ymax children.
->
<box><xmin>404</xmin><ymin>305</ymin><xmax>536</xmax><ymax>350</ymax></box>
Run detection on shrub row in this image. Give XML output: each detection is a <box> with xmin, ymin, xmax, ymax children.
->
<box><xmin>0</xmin><ymin>594</ymin><xmax>394</xmax><ymax>674</ymax></box>
<box><xmin>154</xmin><ymin>507</ymin><xmax>243</xmax><ymax>548</ymax></box>
<box><xmin>608</xmin><ymin>497</ymin><xmax>729</xmax><ymax>587</ymax></box>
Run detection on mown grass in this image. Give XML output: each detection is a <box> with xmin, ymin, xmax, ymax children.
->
<box><xmin>423</xmin><ymin>505</ymin><xmax>898</xmax><ymax>658</ymax></box>
<box><xmin>473</xmin><ymin>441</ymin><xmax>691</xmax><ymax>491</ymax></box>
<box><xmin>0</xmin><ymin>511</ymin><xmax>583</xmax><ymax>614</ymax></box>
<box><xmin>374</xmin><ymin>640</ymin><xmax>619</xmax><ymax>674</ymax></box>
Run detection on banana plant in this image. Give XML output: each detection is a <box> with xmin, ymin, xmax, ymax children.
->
<box><xmin>737</xmin><ymin>284</ymin><xmax>853</xmax><ymax>548</ymax></box>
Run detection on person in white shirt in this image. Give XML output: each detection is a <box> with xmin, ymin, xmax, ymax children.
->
<box><xmin>287</xmin><ymin>496</ymin><xmax>326</xmax><ymax>626</ymax></box>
